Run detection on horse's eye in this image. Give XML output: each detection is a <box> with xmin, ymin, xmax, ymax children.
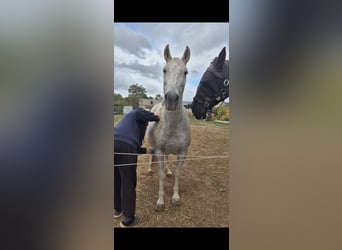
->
<box><xmin>184</xmin><ymin>71</ymin><xmax>188</xmax><ymax>75</ymax></box>
<box><xmin>163</xmin><ymin>69</ymin><xmax>167</xmax><ymax>73</ymax></box>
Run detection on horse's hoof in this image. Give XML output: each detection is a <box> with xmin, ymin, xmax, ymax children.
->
<box><xmin>147</xmin><ymin>170</ymin><xmax>153</xmax><ymax>176</ymax></box>
<box><xmin>171</xmin><ymin>197</ymin><xmax>181</xmax><ymax>206</ymax></box>
<box><xmin>155</xmin><ymin>203</ymin><xmax>165</xmax><ymax>212</ymax></box>
<box><xmin>166</xmin><ymin>172</ymin><xmax>173</xmax><ymax>177</ymax></box>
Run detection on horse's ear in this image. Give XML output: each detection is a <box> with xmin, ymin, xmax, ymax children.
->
<box><xmin>214</xmin><ymin>47</ymin><xmax>226</xmax><ymax>70</ymax></box>
<box><xmin>164</xmin><ymin>44</ymin><xmax>172</xmax><ymax>62</ymax></box>
<box><xmin>182</xmin><ymin>46</ymin><xmax>191</xmax><ymax>64</ymax></box>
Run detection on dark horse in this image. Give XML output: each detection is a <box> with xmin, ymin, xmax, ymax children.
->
<box><xmin>190</xmin><ymin>47</ymin><xmax>229</xmax><ymax>120</ymax></box>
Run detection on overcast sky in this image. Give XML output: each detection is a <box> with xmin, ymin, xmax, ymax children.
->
<box><xmin>114</xmin><ymin>23</ymin><xmax>229</xmax><ymax>102</ymax></box>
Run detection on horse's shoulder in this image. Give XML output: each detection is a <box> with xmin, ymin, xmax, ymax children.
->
<box><xmin>150</xmin><ymin>102</ymin><xmax>163</xmax><ymax>113</ymax></box>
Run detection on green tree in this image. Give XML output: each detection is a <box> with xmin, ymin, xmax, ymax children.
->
<box><xmin>128</xmin><ymin>84</ymin><xmax>148</xmax><ymax>98</ymax></box>
<box><xmin>114</xmin><ymin>93</ymin><xmax>128</xmax><ymax>113</ymax></box>
<box><xmin>114</xmin><ymin>93</ymin><xmax>123</xmax><ymax>102</ymax></box>
<box><xmin>127</xmin><ymin>84</ymin><xmax>148</xmax><ymax>108</ymax></box>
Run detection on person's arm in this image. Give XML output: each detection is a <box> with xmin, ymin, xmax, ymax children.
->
<box><xmin>135</xmin><ymin>109</ymin><xmax>160</xmax><ymax>122</ymax></box>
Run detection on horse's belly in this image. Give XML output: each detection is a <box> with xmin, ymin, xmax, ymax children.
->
<box><xmin>163</xmin><ymin>143</ymin><xmax>181</xmax><ymax>155</ymax></box>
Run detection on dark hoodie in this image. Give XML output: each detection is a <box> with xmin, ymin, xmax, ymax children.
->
<box><xmin>114</xmin><ymin>108</ymin><xmax>159</xmax><ymax>153</ymax></box>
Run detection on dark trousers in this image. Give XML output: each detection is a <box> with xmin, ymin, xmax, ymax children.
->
<box><xmin>114</xmin><ymin>140</ymin><xmax>137</xmax><ymax>219</ymax></box>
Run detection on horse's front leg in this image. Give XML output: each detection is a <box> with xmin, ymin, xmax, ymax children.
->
<box><xmin>155</xmin><ymin>150</ymin><xmax>166</xmax><ymax>211</ymax></box>
<box><xmin>172</xmin><ymin>153</ymin><xmax>186</xmax><ymax>205</ymax></box>
<box><xmin>165</xmin><ymin>155</ymin><xmax>173</xmax><ymax>177</ymax></box>
<box><xmin>147</xmin><ymin>154</ymin><xmax>155</xmax><ymax>176</ymax></box>
<box><xmin>148</xmin><ymin>154</ymin><xmax>172</xmax><ymax>176</ymax></box>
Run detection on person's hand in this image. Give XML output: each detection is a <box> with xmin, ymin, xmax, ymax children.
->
<box><xmin>155</xmin><ymin>111</ymin><xmax>161</xmax><ymax>119</ymax></box>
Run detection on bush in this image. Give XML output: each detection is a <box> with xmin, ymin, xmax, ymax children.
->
<box><xmin>213</xmin><ymin>104</ymin><xmax>229</xmax><ymax>121</ymax></box>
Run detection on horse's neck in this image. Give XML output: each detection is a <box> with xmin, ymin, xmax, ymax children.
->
<box><xmin>162</xmin><ymin>103</ymin><xmax>185</xmax><ymax>122</ymax></box>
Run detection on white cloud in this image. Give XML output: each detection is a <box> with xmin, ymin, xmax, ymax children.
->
<box><xmin>114</xmin><ymin>23</ymin><xmax>229</xmax><ymax>102</ymax></box>
<box><xmin>183</xmin><ymin>83</ymin><xmax>198</xmax><ymax>103</ymax></box>
<box><xmin>114</xmin><ymin>25</ymin><xmax>151</xmax><ymax>55</ymax></box>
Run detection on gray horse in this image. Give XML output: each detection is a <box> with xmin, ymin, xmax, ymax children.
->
<box><xmin>146</xmin><ymin>44</ymin><xmax>191</xmax><ymax>211</ymax></box>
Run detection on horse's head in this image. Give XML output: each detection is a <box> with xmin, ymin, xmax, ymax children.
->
<box><xmin>163</xmin><ymin>44</ymin><xmax>191</xmax><ymax>111</ymax></box>
<box><xmin>192</xmin><ymin>47</ymin><xmax>229</xmax><ymax>119</ymax></box>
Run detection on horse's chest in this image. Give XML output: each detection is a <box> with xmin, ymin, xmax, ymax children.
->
<box><xmin>157</xmin><ymin>125</ymin><xmax>190</xmax><ymax>151</ymax></box>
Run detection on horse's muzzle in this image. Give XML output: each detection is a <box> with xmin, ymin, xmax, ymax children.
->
<box><xmin>165</xmin><ymin>92</ymin><xmax>179</xmax><ymax>111</ymax></box>
<box><xmin>192</xmin><ymin>101</ymin><xmax>207</xmax><ymax>119</ymax></box>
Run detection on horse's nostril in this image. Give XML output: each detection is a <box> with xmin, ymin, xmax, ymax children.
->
<box><xmin>164</xmin><ymin>94</ymin><xmax>168</xmax><ymax>100</ymax></box>
<box><xmin>175</xmin><ymin>95</ymin><xmax>179</xmax><ymax>101</ymax></box>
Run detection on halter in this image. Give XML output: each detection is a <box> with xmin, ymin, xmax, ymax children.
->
<box><xmin>193</xmin><ymin>66</ymin><xmax>229</xmax><ymax>112</ymax></box>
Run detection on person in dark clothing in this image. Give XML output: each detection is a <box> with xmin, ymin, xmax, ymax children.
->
<box><xmin>114</xmin><ymin>108</ymin><xmax>160</xmax><ymax>228</ymax></box>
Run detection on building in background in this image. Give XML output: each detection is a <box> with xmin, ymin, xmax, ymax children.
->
<box><xmin>138</xmin><ymin>98</ymin><xmax>162</xmax><ymax>110</ymax></box>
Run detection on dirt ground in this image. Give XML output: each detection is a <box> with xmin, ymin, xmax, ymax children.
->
<box><xmin>114</xmin><ymin>124</ymin><xmax>229</xmax><ymax>227</ymax></box>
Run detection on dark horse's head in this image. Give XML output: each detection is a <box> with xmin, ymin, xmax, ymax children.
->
<box><xmin>191</xmin><ymin>47</ymin><xmax>229</xmax><ymax>119</ymax></box>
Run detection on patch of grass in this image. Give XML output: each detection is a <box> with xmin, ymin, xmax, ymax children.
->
<box><xmin>114</xmin><ymin>114</ymin><xmax>124</xmax><ymax>125</ymax></box>
<box><xmin>189</xmin><ymin>117</ymin><xmax>229</xmax><ymax>128</ymax></box>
